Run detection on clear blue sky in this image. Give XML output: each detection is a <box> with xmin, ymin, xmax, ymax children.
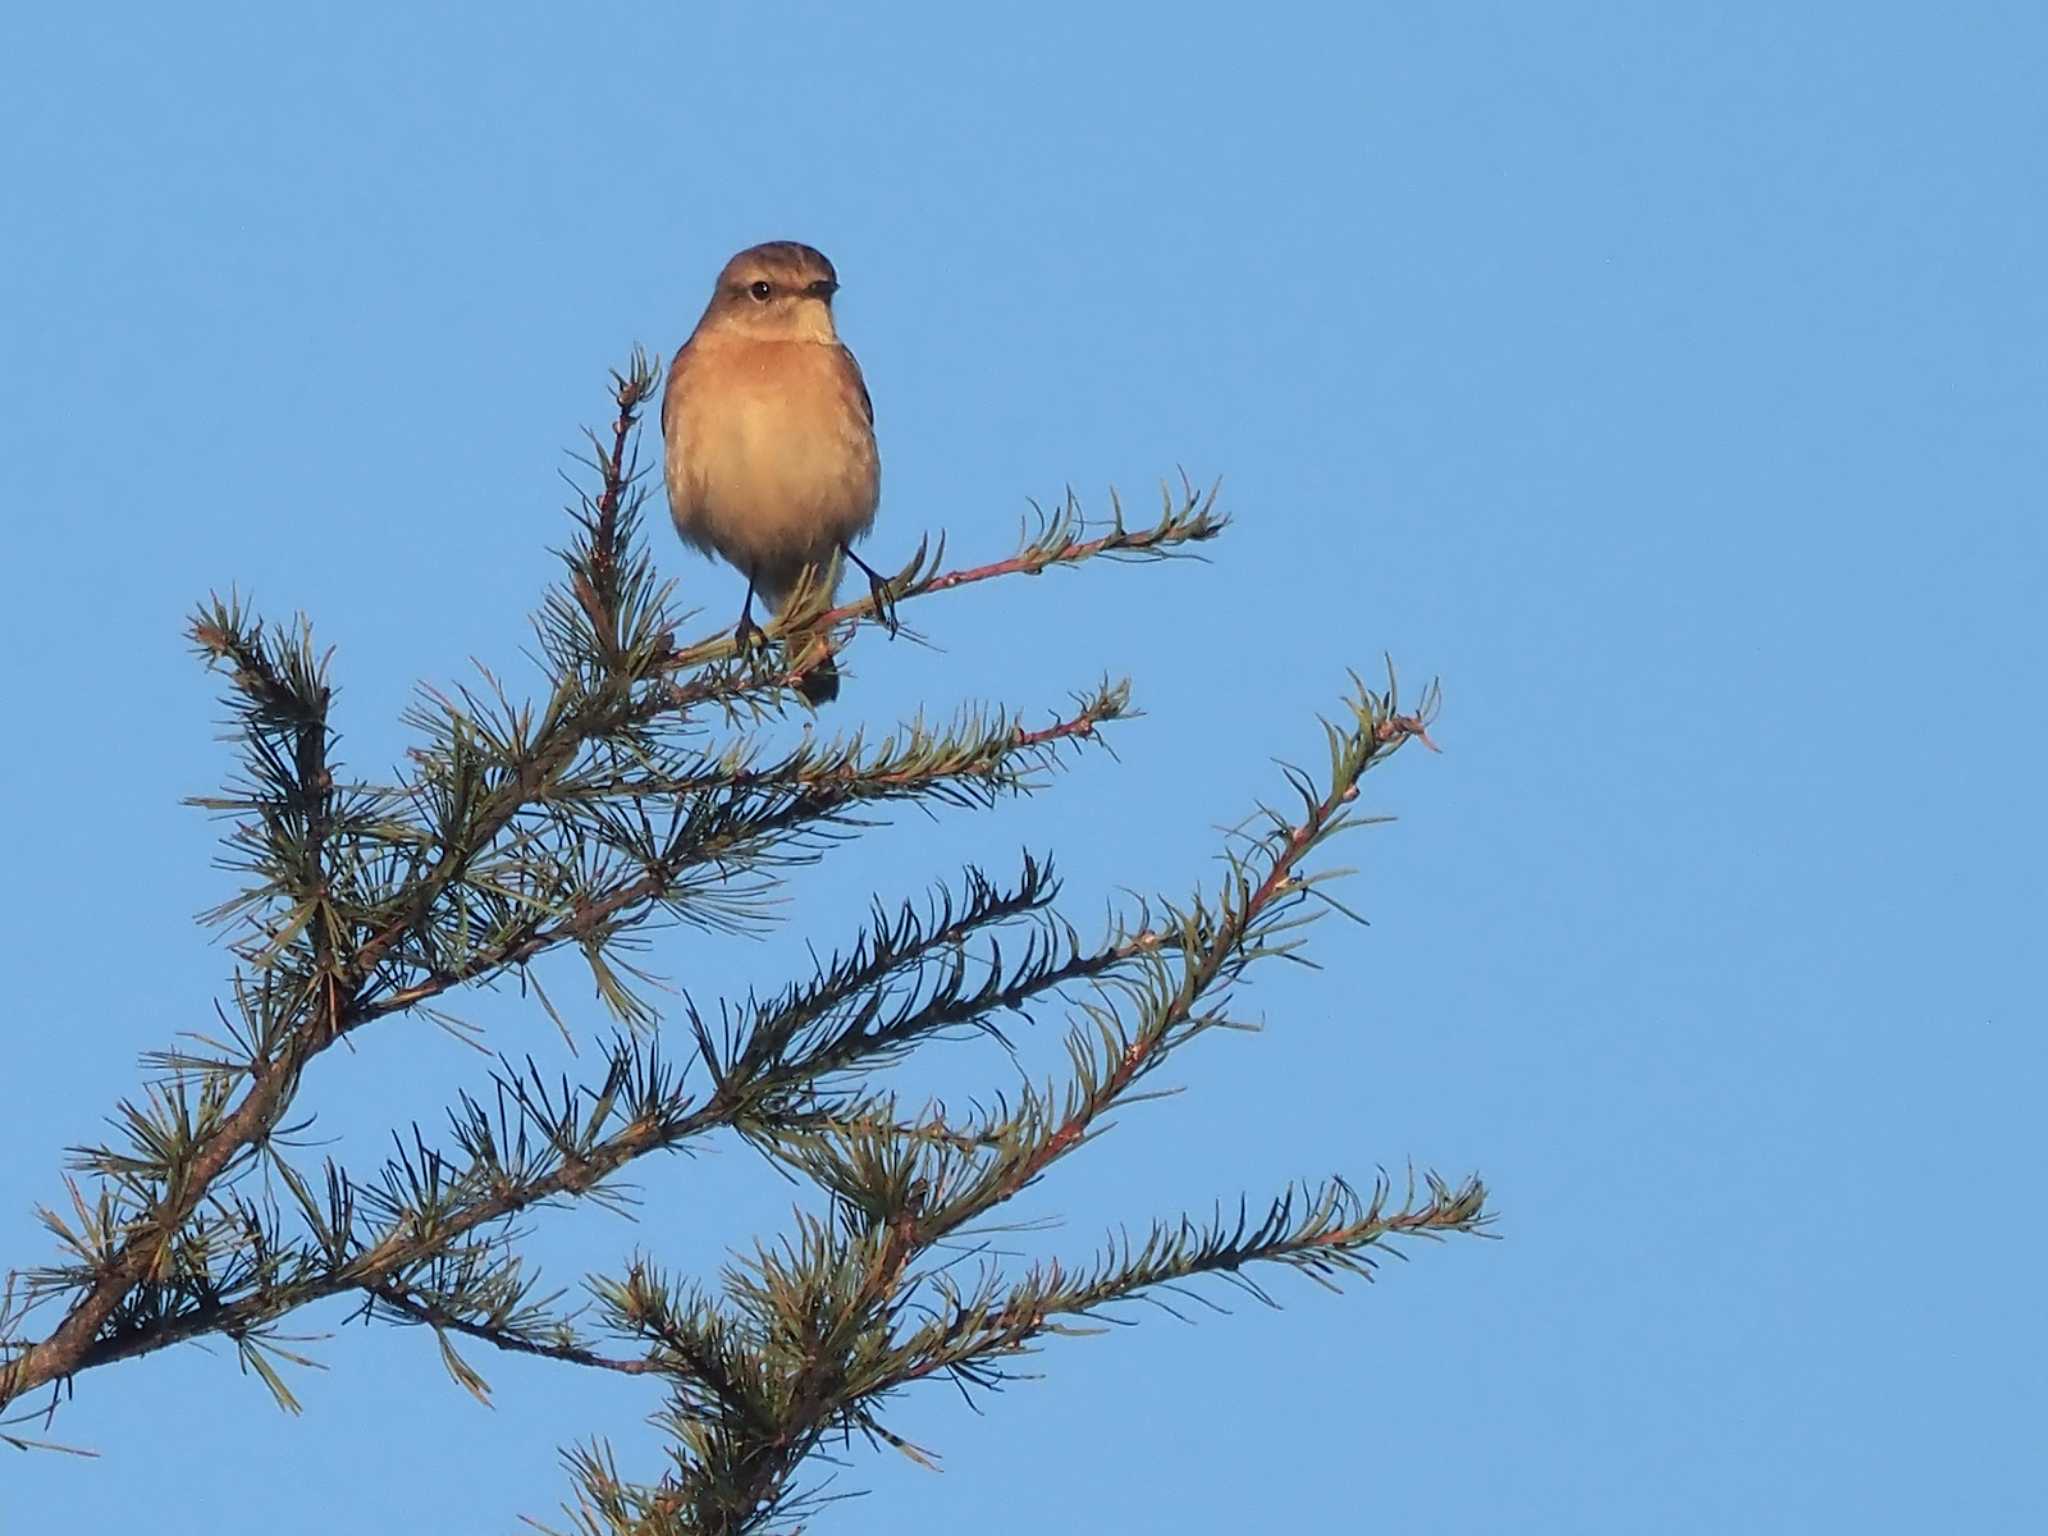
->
<box><xmin>3</xmin><ymin>4</ymin><xmax>2042</xmax><ymax>1531</ymax></box>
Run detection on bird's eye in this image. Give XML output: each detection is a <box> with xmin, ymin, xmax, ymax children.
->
<box><xmin>748</xmin><ymin>280</ymin><xmax>773</xmax><ymax>302</ymax></box>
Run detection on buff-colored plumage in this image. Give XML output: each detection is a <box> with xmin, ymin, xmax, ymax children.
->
<box><xmin>662</xmin><ymin>242</ymin><xmax>881</xmax><ymax>702</ymax></box>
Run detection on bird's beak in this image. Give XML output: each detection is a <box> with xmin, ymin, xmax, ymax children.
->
<box><xmin>804</xmin><ymin>278</ymin><xmax>839</xmax><ymax>301</ymax></box>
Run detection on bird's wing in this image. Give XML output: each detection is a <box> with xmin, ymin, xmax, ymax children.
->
<box><xmin>661</xmin><ymin>342</ymin><xmax>691</xmax><ymax>445</ymax></box>
<box><xmin>838</xmin><ymin>344</ymin><xmax>874</xmax><ymax>427</ymax></box>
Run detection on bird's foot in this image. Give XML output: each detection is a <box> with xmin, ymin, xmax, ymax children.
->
<box><xmin>842</xmin><ymin>546</ymin><xmax>899</xmax><ymax>636</ymax></box>
<box><xmin>733</xmin><ymin>608</ymin><xmax>769</xmax><ymax>658</ymax></box>
<box><xmin>864</xmin><ymin>568</ymin><xmax>899</xmax><ymax>637</ymax></box>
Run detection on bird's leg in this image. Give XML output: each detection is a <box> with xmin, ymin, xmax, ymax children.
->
<box><xmin>733</xmin><ymin>580</ymin><xmax>768</xmax><ymax>657</ymax></box>
<box><xmin>841</xmin><ymin>544</ymin><xmax>898</xmax><ymax>636</ymax></box>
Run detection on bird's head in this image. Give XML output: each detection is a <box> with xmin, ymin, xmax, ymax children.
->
<box><xmin>696</xmin><ymin>241</ymin><xmax>844</xmax><ymax>342</ymax></box>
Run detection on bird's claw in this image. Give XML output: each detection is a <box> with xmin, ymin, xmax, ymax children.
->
<box><xmin>733</xmin><ymin>609</ymin><xmax>769</xmax><ymax>658</ymax></box>
<box><xmin>866</xmin><ymin>570</ymin><xmax>899</xmax><ymax>637</ymax></box>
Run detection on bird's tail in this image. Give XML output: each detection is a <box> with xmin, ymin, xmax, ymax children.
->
<box><xmin>796</xmin><ymin>648</ymin><xmax>838</xmax><ymax>705</ymax></box>
<box><xmin>774</xmin><ymin>563</ymin><xmax>841</xmax><ymax>705</ymax></box>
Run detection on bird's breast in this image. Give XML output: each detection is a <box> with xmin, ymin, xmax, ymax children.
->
<box><xmin>665</xmin><ymin>338</ymin><xmax>879</xmax><ymax>588</ymax></box>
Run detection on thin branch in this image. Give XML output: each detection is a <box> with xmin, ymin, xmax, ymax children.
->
<box><xmin>367</xmin><ymin>1281</ymin><xmax>662</xmax><ymax>1379</ymax></box>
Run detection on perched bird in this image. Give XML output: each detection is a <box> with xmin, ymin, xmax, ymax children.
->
<box><xmin>661</xmin><ymin>240</ymin><xmax>892</xmax><ymax>704</ymax></box>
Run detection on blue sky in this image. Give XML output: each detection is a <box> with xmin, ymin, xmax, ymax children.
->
<box><xmin>3</xmin><ymin>3</ymin><xmax>2042</xmax><ymax>1530</ymax></box>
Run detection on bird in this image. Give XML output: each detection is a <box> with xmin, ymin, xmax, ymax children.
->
<box><xmin>661</xmin><ymin>240</ymin><xmax>892</xmax><ymax>705</ymax></box>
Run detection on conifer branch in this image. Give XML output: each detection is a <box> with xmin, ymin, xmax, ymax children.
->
<box><xmin>877</xmin><ymin>1171</ymin><xmax>1488</xmax><ymax>1402</ymax></box>
<box><xmin>6</xmin><ymin>353</ymin><xmax>1486</xmax><ymax>1536</ymax></box>
<box><xmin>663</xmin><ymin>475</ymin><xmax>1220</xmax><ymax>679</ymax></box>
<box><xmin>0</xmin><ymin>364</ymin><xmax>1172</xmax><ymax>1413</ymax></box>
<box><xmin>543</xmin><ymin>678</ymin><xmax>1464</xmax><ymax>1535</ymax></box>
<box><xmin>366</xmin><ymin>1280</ymin><xmax>661</xmax><ymax>1381</ymax></box>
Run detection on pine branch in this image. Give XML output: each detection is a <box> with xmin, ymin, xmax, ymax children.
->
<box><xmin>654</xmin><ymin>479</ymin><xmax>1224</xmax><ymax>716</ymax></box>
<box><xmin>366</xmin><ymin>1281</ymin><xmax>661</xmax><ymax>1385</ymax></box>
<box><xmin>896</xmin><ymin>676</ymin><xmax>1443</xmax><ymax>1247</ymax></box>
<box><xmin>876</xmin><ymin>1171</ymin><xmax>1489</xmax><ymax>1402</ymax></box>
<box><xmin>549</xmin><ymin>677</ymin><xmax>1458</xmax><ymax>1536</ymax></box>
<box><xmin>352</xmin><ymin>687</ymin><xmax>1127</xmax><ymax>1029</ymax></box>
<box><xmin>1</xmin><ymin>360</ymin><xmax>1203</xmax><ymax>1413</ymax></box>
<box><xmin>8</xmin><ymin>343</ymin><xmax>1485</xmax><ymax>1536</ymax></box>
<box><xmin>1</xmin><ymin>610</ymin><xmax>347</xmax><ymax>1409</ymax></box>
<box><xmin>570</xmin><ymin>352</ymin><xmax>659</xmax><ymax>664</ymax></box>
<box><xmin>30</xmin><ymin>844</ymin><xmax>1139</xmax><ymax>1390</ymax></box>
